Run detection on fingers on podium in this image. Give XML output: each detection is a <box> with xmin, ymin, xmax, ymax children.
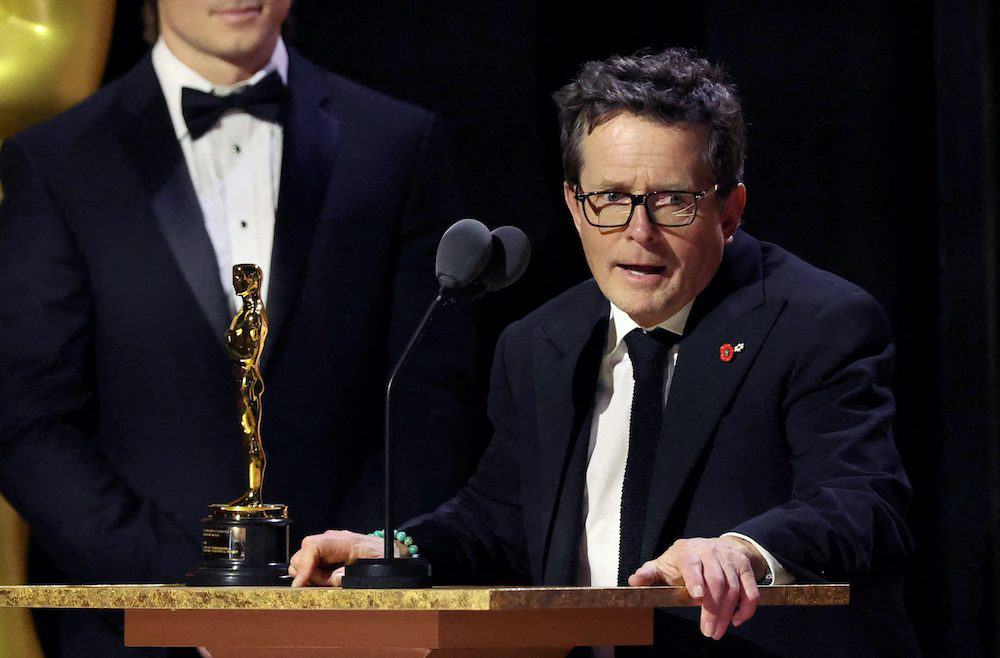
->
<box><xmin>289</xmin><ymin>530</ymin><xmax>364</xmax><ymax>587</ymax></box>
<box><xmin>630</xmin><ymin>537</ymin><xmax>761</xmax><ymax>640</ymax></box>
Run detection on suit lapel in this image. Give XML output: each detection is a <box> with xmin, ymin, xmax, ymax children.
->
<box><xmin>530</xmin><ymin>282</ymin><xmax>609</xmax><ymax>582</ymax></box>
<box><xmin>541</xmin><ymin>400</ymin><xmax>595</xmax><ymax>585</ymax></box>
<box><xmin>263</xmin><ymin>51</ymin><xmax>341</xmax><ymax>369</ymax></box>
<box><xmin>119</xmin><ymin>57</ymin><xmax>232</xmax><ymax>339</ymax></box>
<box><xmin>640</xmin><ymin>233</ymin><xmax>786</xmax><ymax>560</ymax></box>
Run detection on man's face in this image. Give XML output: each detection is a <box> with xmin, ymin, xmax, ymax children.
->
<box><xmin>158</xmin><ymin>0</ymin><xmax>292</xmax><ymax>72</ymax></box>
<box><xmin>563</xmin><ymin>114</ymin><xmax>745</xmax><ymax>327</ymax></box>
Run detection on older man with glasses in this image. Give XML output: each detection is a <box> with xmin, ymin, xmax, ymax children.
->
<box><xmin>289</xmin><ymin>48</ymin><xmax>917</xmax><ymax>658</ymax></box>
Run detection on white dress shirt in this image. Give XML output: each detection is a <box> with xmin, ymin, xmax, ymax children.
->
<box><xmin>151</xmin><ymin>37</ymin><xmax>288</xmax><ymax>312</ymax></box>
<box><xmin>575</xmin><ymin>301</ymin><xmax>792</xmax><ymax>588</ymax></box>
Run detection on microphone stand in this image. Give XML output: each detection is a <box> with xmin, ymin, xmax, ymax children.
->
<box><xmin>342</xmin><ymin>288</ymin><xmax>448</xmax><ymax>588</ymax></box>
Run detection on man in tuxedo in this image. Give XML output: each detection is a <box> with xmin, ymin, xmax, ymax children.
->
<box><xmin>0</xmin><ymin>1</ymin><xmax>478</xmax><ymax>656</ymax></box>
<box><xmin>288</xmin><ymin>48</ymin><xmax>917</xmax><ymax>657</ymax></box>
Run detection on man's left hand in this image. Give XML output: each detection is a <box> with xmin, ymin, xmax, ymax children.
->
<box><xmin>628</xmin><ymin>536</ymin><xmax>767</xmax><ymax>640</ymax></box>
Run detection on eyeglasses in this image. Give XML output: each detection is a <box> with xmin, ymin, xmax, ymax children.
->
<box><xmin>574</xmin><ymin>184</ymin><xmax>719</xmax><ymax>228</ymax></box>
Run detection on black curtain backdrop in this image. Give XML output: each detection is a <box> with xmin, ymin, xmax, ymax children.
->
<box><xmin>103</xmin><ymin>2</ymin><xmax>1000</xmax><ymax>655</ymax></box>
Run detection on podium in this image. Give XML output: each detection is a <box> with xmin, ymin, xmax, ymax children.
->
<box><xmin>0</xmin><ymin>584</ymin><xmax>848</xmax><ymax>657</ymax></box>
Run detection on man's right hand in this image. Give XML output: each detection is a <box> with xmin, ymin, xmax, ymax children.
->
<box><xmin>289</xmin><ymin>530</ymin><xmax>403</xmax><ymax>587</ymax></box>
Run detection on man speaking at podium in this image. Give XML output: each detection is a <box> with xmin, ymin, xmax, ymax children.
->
<box><xmin>0</xmin><ymin>1</ymin><xmax>475</xmax><ymax>656</ymax></box>
<box><xmin>290</xmin><ymin>49</ymin><xmax>917</xmax><ymax>657</ymax></box>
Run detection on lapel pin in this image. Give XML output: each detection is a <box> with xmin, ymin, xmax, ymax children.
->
<box><xmin>734</xmin><ymin>343</ymin><xmax>745</xmax><ymax>353</ymax></box>
<box><xmin>720</xmin><ymin>343</ymin><xmax>734</xmax><ymax>362</ymax></box>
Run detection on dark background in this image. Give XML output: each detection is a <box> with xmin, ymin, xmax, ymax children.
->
<box><xmin>104</xmin><ymin>2</ymin><xmax>999</xmax><ymax>656</ymax></box>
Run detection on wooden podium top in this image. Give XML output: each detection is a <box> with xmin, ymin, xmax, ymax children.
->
<box><xmin>0</xmin><ymin>584</ymin><xmax>848</xmax><ymax>611</ymax></box>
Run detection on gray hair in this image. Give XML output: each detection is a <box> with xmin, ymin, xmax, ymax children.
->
<box><xmin>553</xmin><ymin>48</ymin><xmax>746</xmax><ymax>195</ymax></box>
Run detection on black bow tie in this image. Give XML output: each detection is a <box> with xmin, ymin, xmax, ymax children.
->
<box><xmin>180</xmin><ymin>70</ymin><xmax>288</xmax><ymax>140</ymax></box>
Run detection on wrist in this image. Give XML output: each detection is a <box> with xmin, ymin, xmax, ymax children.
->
<box><xmin>369</xmin><ymin>529</ymin><xmax>421</xmax><ymax>558</ymax></box>
<box><xmin>721</xmin><ymin>535</ymin><xmax>768</xmax><ymax>582</ymax></box>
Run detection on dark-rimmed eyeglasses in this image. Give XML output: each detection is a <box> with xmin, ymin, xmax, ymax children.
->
<box><xmin>574</xmin><ymin>184</ymin><xmax>719</xmax><ymax>228</ymax></box>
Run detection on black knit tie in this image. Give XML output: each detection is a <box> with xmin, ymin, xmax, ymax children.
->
<box><xmin>618</xmin><ymin>327</ymin><xmax>678</xmax><ymax>585</ymax></box>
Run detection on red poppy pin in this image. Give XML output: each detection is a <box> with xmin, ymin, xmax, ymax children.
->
<box><xmin>720</xmin><ymin>342</ymin><xmax>745</xmax><ymax>363</ymax></box>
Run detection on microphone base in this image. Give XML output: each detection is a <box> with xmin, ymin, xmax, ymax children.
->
<box><xmin>342</xmin><ymin>558</ymin><xmax>433</xmax><ymax>589</ymax></box>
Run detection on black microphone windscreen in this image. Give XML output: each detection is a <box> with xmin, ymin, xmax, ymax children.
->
<box><xmin>482</xmin><ymin>226</ymin><xmax>531</xmax><ymax>292</ymax></box>
<box><xmin>435</xmin><ymin>218</ymin><xmax>493</xmax><ymax>290</ymax></box>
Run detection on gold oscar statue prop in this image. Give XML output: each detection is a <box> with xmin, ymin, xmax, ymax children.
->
<box><xmin>2</xmin><ymin>3</ymin><xmax>115</xmax><ymax>656</ymax></box>
<box><xmin>0</xmin><ymin>0</ymin><xmax>115</xmax><ymax>139</ymax></box>
<box><xmin>185</xmin><ymin>265</ymin><xmax>292</xmax><ymax>586</ymax></box>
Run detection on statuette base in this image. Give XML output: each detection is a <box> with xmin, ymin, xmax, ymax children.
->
<box><xmin>185</xmin><ymin>504</ymin><xmax>292</xmax><ymax>587</ymax></box>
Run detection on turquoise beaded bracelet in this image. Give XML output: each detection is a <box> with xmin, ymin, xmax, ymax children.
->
<box><xmin>370</xmin><ymin>528</ymin><xmax>420</xmax><ymax>558</ymax></box>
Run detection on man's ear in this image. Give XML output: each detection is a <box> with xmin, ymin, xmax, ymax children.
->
<box><xmin>564</xmin><ymin>182</ymin><xmax>585</xmax><ymax>236</ymax></box>
<box><xmin>721</xmin><ymin>182</ymin><xmax>747</xmax><ymax>243</ymax></box>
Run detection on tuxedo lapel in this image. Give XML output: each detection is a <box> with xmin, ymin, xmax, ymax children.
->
<box><xmin>263</xmin><ymin>51</ymin><xmax>341</xmax><ymax>368</ymax></box>
<box><xmin>640</xmin><ymin>233</ymin><xmax>786</xmax><ymax>561</ymax></box>
<box><xmin>530</xmin><ymin>282</ymin><xmax>609</xmax><ymax>582</ymax></box>
<box><xmin>119</xmin><ymin>57</ymin><xmax>232</xmax><ymax>339</ymax></box>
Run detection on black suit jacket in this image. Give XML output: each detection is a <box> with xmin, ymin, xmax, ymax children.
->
<box><xmin>407</xmin><ymin>231</ymin><xmax>918</xmax><ymax>657</ymax></box>
<box><xmin>0</xmin><ymin>51</ymin><xmax>479</xmax><ymax>656</ymax></box>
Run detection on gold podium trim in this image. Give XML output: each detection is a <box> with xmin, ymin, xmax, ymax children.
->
<box><xmin>0</xmin><ymin>584</ymin><xmax>848</xmax><ymax>611</ymax></box>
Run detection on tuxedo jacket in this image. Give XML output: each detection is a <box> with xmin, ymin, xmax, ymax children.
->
<box><xmin>0</xmin><ymin>50</ymin><xmax>478</xmax><ymax>656</ymax></box>
<box><xmin>408</xmin><ymin>231</ymin><xmax>918</xmax><ymax>657</ymax></box>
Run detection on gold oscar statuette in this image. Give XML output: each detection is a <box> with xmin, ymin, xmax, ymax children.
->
<box><xmin>185</xmin><ymin>265</ymin><xmax>292</xmax><ymax>586</ymax></box>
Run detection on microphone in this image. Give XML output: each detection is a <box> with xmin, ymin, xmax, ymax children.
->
<box><xmin>438</xmin><ymin>222</ymin><xmax>531</xmax><ymax>300</ymax></box>
<box><xmin>476</xmin><ymin>225</ymin><xmax>532</xmax><ymax>295</ymax></box>
<box><xmin>435</xmin><ymin>218</ymin><xmax>493</xmax><ymax>292</ymax></box>
<box><xmin>342</xmin><ymin>218</ymin><xmax>531</xmax><ymax>589</ymax></box>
